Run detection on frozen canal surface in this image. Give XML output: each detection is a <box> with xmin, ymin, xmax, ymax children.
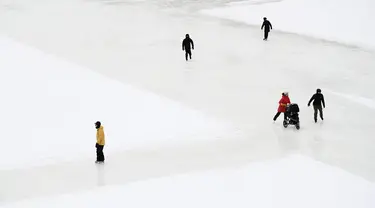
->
<box><xmin>0</xmin><ymin>0</ymin><xmax>375</xmax><ymax>207</ymax></box>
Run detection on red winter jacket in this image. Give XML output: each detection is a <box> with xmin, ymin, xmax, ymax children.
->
<box><xmin>277</xmin><ymin>95</ymin><xmax>291</xmax><ymax>112</ymax></box>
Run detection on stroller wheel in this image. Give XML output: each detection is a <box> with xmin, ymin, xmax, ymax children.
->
<box><xmin>283</xmin><ymin>120</ymin><xmax>288</xmax><ymax>128</ymax></box>
<box><xmin>296</xmin><ymin>123</ymin><xmax>300</xmax><ymax>130</ymax></box>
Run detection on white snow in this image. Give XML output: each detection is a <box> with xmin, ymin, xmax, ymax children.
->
<box><xmin>201</xmin><ymin>0</ymin><xmax>375</xmax><ymax>51</ymax></box>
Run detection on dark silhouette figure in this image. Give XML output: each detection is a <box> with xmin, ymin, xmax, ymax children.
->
<box><xmin>308</xmin><ymin>88</ymin><xmax>325</xmax><ymax>123</ymax></box>
<box><xmin>261</xmin><ymin>17</ymin><xmax>272</xmax><ymax>40</ymax></box>
<box><xmin>182</xmin><ymin>34</ymin><xmax>194</xmax><ymax>61</ymax></box>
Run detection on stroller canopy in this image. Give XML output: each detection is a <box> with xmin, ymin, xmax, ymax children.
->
<box><xmin>287</xmin><ymin>103</ymin><xmax>300</xmax><ymax>113</ymax></box>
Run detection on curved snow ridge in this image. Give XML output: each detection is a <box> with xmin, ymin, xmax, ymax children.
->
<box><xmin>325</xmin><ymin>89</ymin><xmax>375</xmax><ymax>110</ymax></box>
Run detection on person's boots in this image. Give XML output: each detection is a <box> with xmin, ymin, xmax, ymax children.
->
<box><xmin>273</xmin><ymin>115</ymin><xmax>277</xmax><ymax>121</ymax></box>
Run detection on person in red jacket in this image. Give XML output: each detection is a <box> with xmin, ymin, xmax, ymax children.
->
<box><xmin>273</xmin><ymin>92</ymin><xmax>291</xmax><ymax>121</ymax></box>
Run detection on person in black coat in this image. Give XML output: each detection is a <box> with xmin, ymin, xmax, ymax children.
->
<box><xmin>308</xmin><ymin>88</ymin><xmax>325</xmax><ymax>123</ymax></box>
<box><xmin>261</xmin><ymin>17</ymin><xmax>272</xmax><ymax>40</ymax></box>
<box><xmin>182</xmin><ymin>34</ymin><xmax>194</xmax><ymax>61</ymax></box>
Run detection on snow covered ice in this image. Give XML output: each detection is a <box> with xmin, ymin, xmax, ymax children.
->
<box><xmin>0</xmin><ymin>0</ymin><xmax>375</xmax><ymax>207</ymax></box>
<box><xmin>202</xmin><ymin>0</ymin><xmax>375</xmax><ymax>51</ymax></box>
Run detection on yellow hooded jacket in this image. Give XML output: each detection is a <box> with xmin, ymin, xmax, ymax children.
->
<box><xmin>96</xmin><ymin>126</ymin><xmax>105</xmax><ymax>145</ymax></box>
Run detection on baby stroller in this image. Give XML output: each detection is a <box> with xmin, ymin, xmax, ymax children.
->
<box><xmin>283</xmin><ymin>103</ymin><xmax>300</xmax><ymax>130</ymax></box>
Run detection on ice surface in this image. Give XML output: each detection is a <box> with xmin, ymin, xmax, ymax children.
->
<box><xmin>0</xmin><ymin>36</ymin><xmax>241</xmax><ymax>170</ymax></box>
<box><xmin>201</xmin><ymin>0</ymin><xmax>375</xmax><ymax>51</ymax></box>
<box><xmin>1</xmin><ymin>155</ymin><xmax>375</xmax><ymax>208</ymax></box>
<box><xmin>0</xmin><ymin>0</ymin><xmax>375</xmax><ymax>207</ymax></box>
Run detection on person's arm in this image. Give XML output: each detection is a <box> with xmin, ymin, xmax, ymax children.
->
<box><xmin>279</xmin><ymin>98</ymin><xmax>287</xmax><ymax>106</ymax></box>
<box><xmin>182</xmin><ymin>40</ymin><xmax>185</xmax><ymax>50</ymax></box>
<box><xmin>96</xmin><ymin>130</ymin><xmax>100</xmax><ymax>144</ymax></box>
<box><xmin>261</xmin><ymin>22</ymin><xmax>265</xmax><ymax>30</ymax></box>
<box><xmin>322</xmin><ymin>94</ymin><xmax>325</xmax><ymax>108</ymax></box>
<box><xmin>191</xmin><ymin>39</ymin><xmax>194</xmax><ymax>50</ymax></box>
<box><xmin>269</xmin><ymin>22</ymin><xmax>273</xmax><ymax>30</ymax></box>
<box><xmin>308</xmin><ymin>95</ymin><xmax>315</xmax><ymax>106</ymax></box>
<box><xmin>97</xmin><ymin>129</ymin><xmax>105</xmax><ymax>145</ymax></box>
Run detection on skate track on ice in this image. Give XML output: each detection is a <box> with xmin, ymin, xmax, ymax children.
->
<box><xmin>1</xmin><ymin>0</ymin><xmax>375</xmax><ymax>204</ymax></box>
<box><xmin>0</xmin><ymin>136</ymin><xmax>284</xmax><ymax>203</ymax></box>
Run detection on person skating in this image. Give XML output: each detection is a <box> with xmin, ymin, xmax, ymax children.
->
<box><xmin>95</xmin><ymin>121</ymin><xmax>105</xmax><ymax>163</ymax></box>
<box><xmin>273</xmin><ymin>92</ymin><xmax>291</xmax><ymax>122</ymax></box>
<box><xmin>261</xmin><ymin>17</ymin><xmax>272</xmax><ymax>40</ymax></box>
<box><xmin>308</xmin><ymin>88</ymin><xmax>325</xmax><ymax>123</ymax></box>
<box><xmin>182</xmin><ymin>34</ymin><xmax>194</xmax><ymax>61</ymax></box>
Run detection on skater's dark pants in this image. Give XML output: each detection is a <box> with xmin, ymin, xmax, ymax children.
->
<box><xmin>273</xmin><ymin>112</ymin><xmax>286</xmax><ymax>121</ymax></box>
<box><xmin>185</xmin><ymin>49</ymin><xmax>192</xmax><ymax>60</ymax></box>
<box><xmin>264</xmin><ymin>30</ymin><xmax>269</xmax><ymax>40</ymax></box>
<box><xmin>96</xmin><ymin>144</ymin><xmax>105</xmax><ymax>162</ymax></box>
<box><xmin>313</xmin><ymin>105</ymin><xmax>323</xmax><ymax>121</ymax></box>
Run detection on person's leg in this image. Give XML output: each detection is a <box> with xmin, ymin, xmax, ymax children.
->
<box><xmin>101</xmin><ymin>145</ymin><xmax>105</xmax><ymax>161</ymax></box>
<box><xmin>96</xmin><ymin>144</ymin><xmax>100</xmax><ymax>162</ymax></box>
<box><xmin>185</xmin><ymin>51</ymin><xmax>188</xmax><ymax>61</ymax></box>
<box><xmin>186</xmin><ymin>49</ymin><xmax>191</xmax><ymax>60</ymax></box>
<box><xmin>283</xmin><ymin>112</ymin><xmax>287</xmax><ymax>121</ymax></box>
<box><xmin>264</xmin><ymin>31</ymin><xmax>269</xmax><ymax>40</ymax></box>
<box><xmin>313</xmin><ymin>105</ymin><xmax>318</xmax><ymax>122</ymax></box>
<box><xmin>318</xmin><ymin>105</ymin><xmax>324</xmax><ymax>120</ymax></box>
<box><xmin>273</xmin><ymin>112</ymin><xmax>281</xmax><ymax>121</ymax></box>
<box><xmin>98</xmin><ymin>145</ymin><xmax>104</xmax><ymax>162</ymax></box>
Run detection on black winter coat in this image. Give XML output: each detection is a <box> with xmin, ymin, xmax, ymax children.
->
<box><xmin>308</xmin><ymin>93</ymin><xmax>325</xmax><ymax>107</ymax></box>
<box><xmin>182</xmin><ymin>38</ymin><xmax>194</xmax><ymax>51</ymax></box>
<box><xmin>261</xmin><ymin>20</ymin><xmax>272</xmax><ymax>32</ymax></box>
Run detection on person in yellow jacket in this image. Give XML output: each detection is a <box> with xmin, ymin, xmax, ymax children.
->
<box><xmin>95</xmin><ymin>121</ymin><xmax>105</xmax><ymax>163</ymax></box>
